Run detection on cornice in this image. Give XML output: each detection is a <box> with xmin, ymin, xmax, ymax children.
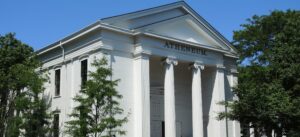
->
<box><xmin>140</xmin><ymin>32</ymin><xmax>237</xmax><ymax>57</ymax></box>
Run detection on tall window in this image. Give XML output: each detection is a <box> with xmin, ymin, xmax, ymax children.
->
<box><xmin>55</xmin><ymin>69</ymin><xmax>60</xmax><ymax>96</ymax></box>
<box><xmin>162</xmin><ymin>121</ymin><xmax>165</xmax><ymax>137</ymax></box>
<box><xmin>81</xmin><ymin>59</ymin><xmax>88</xmax><ymax>86</ymax></box>
<box><xmin>53</xmin><ymin>113</ymin><xmax>59</xmax><ymax>137</ymax></box>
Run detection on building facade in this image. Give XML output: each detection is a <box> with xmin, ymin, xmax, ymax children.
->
<box><xmin>37</xmin><ymin>1</ymin><xmax>240</xmax><ymax>137</ymax></box>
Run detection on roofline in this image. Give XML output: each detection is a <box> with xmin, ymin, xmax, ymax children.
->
<box><xmin>179</xmin><ymin>2</ymin><xmax>238</xmax><ymax>53</ymax></box>
<box><xmin>37</xmin><ymin>1</ymin><xmax>238</xmax><ymax>58</ymax></box>
<box><xmin>37</xmin><ymin>20</ymin><xmax>238</xmax><ymax>59</ymax></box>
<box><xmin>37</xmin><ymin>20</ymin><xmax>238</xmax><ymax>58</ymax></box>
<box><xmin>101</xmin><ymin>1</ymin><xmax>184</xmax><ymax>21</ymax></box>
<box><xmin>36</xmin><ymin>21</ymin><xmax>136</xmax><ymax>55</ymax></box>
<box><xmin>36</xmin><ymin>21</ymin><xmax>101</xmax><ymax>54</ymax></box>
<box><xmin>101</xmin><ymin>0</ymin><xmax>237</xmax><ymax>53</ymax></box>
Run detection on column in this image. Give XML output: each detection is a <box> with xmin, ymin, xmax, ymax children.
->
<box><xmin>163</xmin><ymin>57</ymin><xmax>178</xmax><ymax>137</ymax></box>
<box><xmin>215</xmin><ymin>65</ymin><xmax>227</xmax><ymax>137</ymax></box>
<box><xmin>231</xmin><ymin>69</ymin><xmax>241</xmax><ymax>137</ymax></box>
<box><xmin>191</xmin><ymin>63</ymin><xmax>204</xmax><ymax>137</ymax></box>
<box><xmin>133</xmin><ymin>54</ymin><xmax>150</xmax><ymax>137</ymax></box>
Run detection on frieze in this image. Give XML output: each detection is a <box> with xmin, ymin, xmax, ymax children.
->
<box><xmin>164</xmin><ymin>41</ymin><xmax>207</xmax><ymax>55</ymax></box>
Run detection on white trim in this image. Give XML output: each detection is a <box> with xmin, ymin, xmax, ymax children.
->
<box><xmin>78</xmin><ymin>54</ymin><xmax>89</xmax><ymax>61</ymax></box>
<box><xmin>53</xmin><ymin>65</ymin><xmax>62</xmax><ymax>70</ymax></box>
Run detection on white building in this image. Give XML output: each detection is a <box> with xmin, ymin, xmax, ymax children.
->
<box><xmin>37</xmin><ymin>1</ymin><xmax>240</xmax><ymax>137</ymax></box>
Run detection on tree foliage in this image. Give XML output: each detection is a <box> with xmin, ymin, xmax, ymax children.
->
<box><xmin>219</xmin><ymin>10</ymin><xmax>300</xmax><ymax>137</ymax></box>
<box><xmin>0</xmin><ymin>33</ymin><xmax>52</xmax><ymax>137</ymax></box>
<box><xmin>65</xmin><ymin>58</ymin><xmax>127</xmax><ymax>137</ymax></box>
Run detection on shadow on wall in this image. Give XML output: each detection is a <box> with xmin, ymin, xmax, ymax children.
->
<box><xmin>202</xmin><ymin>66</ymin><xmax>216</xmax><ymax>137</ymax></box>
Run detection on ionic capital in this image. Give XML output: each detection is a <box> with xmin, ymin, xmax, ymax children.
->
<box><xmin>163</xmin><ymin>57</ymin><xmax>178</xmax><ymax>66</ymax></box>
<box><xmin>190</xmin><ymin>62</ymin><xmax>205</xmax><ymax>70</ymax></box>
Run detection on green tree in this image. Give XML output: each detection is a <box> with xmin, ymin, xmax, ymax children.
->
<box><xmin>18</xmin><ymin>72</ymin><xmax>52</xmax><ymax>137</ymax></box>
<box><xmin>0</xmin><ymin>33</ymin><xmax>52</xmax><ymax>137</ymax></box>
<box><xmin>65</xmin><ymin>58</ymin><xmax>127</xmax><ymax>137</ymax></box>
<box><xmin>219</xmin><ymin>10</ymin><xmax>300</xmax><ymax>137</ymax></box>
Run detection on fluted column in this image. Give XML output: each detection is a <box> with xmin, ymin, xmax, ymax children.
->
<box><xmin>191</xmin><ymin>63</ymin><xmax>204</xmax><ymax>137</ymax></box>
<box><xmin>163</xmin><ymin>58</ymin><xmax>178</xmax><ymax>137</ymax></box>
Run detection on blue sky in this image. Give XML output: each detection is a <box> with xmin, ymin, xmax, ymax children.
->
<box><xmin>1</xmin><ymin>0</ymin><xmax>300</xmax><ymax>50</ymax></box>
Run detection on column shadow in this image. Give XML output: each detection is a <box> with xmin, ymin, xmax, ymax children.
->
<box><xmin>202</xmin><ymin>67</ymin><xmax>216</xmax><ymax>137</ymax></box>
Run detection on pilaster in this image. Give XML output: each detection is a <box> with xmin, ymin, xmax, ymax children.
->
<box><xmin>133</xmin><ymin>53</ymin><xmax>150</xmax><ymax>137</ymax></box>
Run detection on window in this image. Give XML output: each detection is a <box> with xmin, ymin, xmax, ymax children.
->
<box><xmin>53</xmin><ymin>114</ymin><xmax>59</xmax><ymax>137</ymax></box>
<box><xmin>81</xmin><ymin>59</ymin><xmax>88</xmax><ymax>86</ymax></box>
<box><xmin>55</xmin><ymin>69</ymin><xmax>60</xmax><ymax>96</ymax></box>
<box><xmin>162</xmin><ymin>121</ymin><xmax>165</xmax><ymax>137</ymax></box>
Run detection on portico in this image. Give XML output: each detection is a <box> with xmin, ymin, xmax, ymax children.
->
<box><xmin>134</xmin><ymin>46</ymin><xmax>229</xmax><ymax>137</ymax></box>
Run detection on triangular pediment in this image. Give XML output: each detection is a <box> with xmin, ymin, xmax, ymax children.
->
<box><xmin>101</xmin><ymin>1</ymin><xmax>237</xmax><ymax>54</ymax></box>
<box><xmin>137</xmin><ymin>15</ymin><xmax>224</xmax><ymax>49</ymax></box>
